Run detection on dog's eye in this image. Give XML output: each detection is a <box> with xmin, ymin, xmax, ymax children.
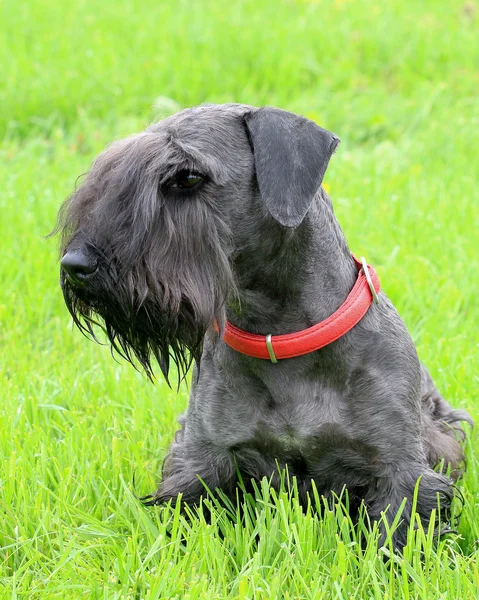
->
<box><xmin>172</xmin><ymin>171</ymin><xmax>204</xmax><ymax>190</ymax></box>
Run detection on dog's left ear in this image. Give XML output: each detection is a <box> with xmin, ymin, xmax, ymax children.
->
<box><xmin>244</xmin><ymin>107</ymin><xmax>340</xmax><ymax>228</ymax></box>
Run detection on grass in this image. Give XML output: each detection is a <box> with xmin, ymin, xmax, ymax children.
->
<box><xmin>1</xmin><ymin>0</ymin><xmax>478</xmax><ymax>597</ymax></box>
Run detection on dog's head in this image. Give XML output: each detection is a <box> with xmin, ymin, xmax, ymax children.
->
<box><xmin>55</xmin><ymin>104</ymin><xmax>339</xmax><ymax>382</ymax></box>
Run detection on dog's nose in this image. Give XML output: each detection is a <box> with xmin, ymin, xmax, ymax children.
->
<box><xmin>61</xmin><ymin>250</ymin><xmax>98</xmax><ymax>285</ymax></box>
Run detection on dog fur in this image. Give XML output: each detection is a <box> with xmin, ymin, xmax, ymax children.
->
<box><xmin>55</xmin><ymin>104</ymin><xmax>472</xmax><ymax>548</ymax></box>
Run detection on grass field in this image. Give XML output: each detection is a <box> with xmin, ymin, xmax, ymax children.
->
<box><xmin>1</xmin><ymin>0</ymin><xmax>479</xmax><ymax>597</ymax></box>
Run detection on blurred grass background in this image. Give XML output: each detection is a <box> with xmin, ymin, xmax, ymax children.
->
<box><xmin>1</xmin><ymin>0</ymin><xmax>478</xmax><ymax>597</ymax></box>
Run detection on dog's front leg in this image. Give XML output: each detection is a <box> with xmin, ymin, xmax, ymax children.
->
<box><xmin>366</xmin><ymin>465</ymin><xmax>454</xmax><ymax>549</ymax></box>
<box><xmin>148</xmin><ymin>421</ymin><xmax>237</xmax><ymax>507</ymax></box>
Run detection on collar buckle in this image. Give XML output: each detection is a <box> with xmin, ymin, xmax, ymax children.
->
<box><xmin>361</xmin><ymin>256</ymin><xmax>380</xmax><ymax>304</ymax></box>
<box><xmin>265</xmin><ymin>334</ymin><xmax>278</xmax><ymax>363</ymax></box>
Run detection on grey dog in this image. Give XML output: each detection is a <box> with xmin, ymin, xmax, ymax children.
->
<box><xmin>56</xmin><ymin>103</ymin><xmax>471</xmax><ymax>548</ymax></box>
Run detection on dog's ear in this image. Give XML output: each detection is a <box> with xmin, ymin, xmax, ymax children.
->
<box><xmin>244</xmin><ymin>107</ymin><xmax>340</xmax><ymax>228</ymax></box>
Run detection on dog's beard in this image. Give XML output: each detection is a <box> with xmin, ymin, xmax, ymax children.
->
<box><xmin>55</xmin><ymin>139</ymin><xmax>237</xmax><ymax>385</ymax></box>
<box><xmin>61</xmin><ymin>265</ymin><xmax>231</xmax><ymax>386</ymax></box>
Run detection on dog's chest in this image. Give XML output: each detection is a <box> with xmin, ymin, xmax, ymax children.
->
<box><xmin>249</xmin><ymin>393</ymin><xmax>343</xmax><ymax>457</ymax></box>
<box><xmin>224</xmin><ymin>380</ymin><xmax>376</xmax><ymax>480</ymax></box>
<box><xmin>195</xmin><ymin>350</ymin><xmax>354</xmax><ymax>461</ymax></box>
<box><xmin>204</xmin><ymin>374</ymin><xmax>347</xmax><ymax>449</ymax></box>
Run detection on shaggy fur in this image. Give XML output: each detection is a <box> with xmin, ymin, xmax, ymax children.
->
<box><xmin>55</xmin><ymin>103</ymin><xmax>472</xmax><ymax>548</ymax></box>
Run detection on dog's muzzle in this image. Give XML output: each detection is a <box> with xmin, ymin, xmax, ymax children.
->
<box><xmin>61</xmin><ymin>249</ymin><xmax>98</xmax><ymax>286</ymax></box>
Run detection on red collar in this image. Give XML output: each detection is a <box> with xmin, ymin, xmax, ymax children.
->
<box><xmin>221</xmin><ymin>255</ymin><xmax>380</xmax><ymax>362</ymax></box>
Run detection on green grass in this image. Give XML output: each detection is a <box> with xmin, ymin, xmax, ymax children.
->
<box><xmin>1</xmin><ymin>0</ymin><xmax>478</xmax><ymax>597</ymax></box>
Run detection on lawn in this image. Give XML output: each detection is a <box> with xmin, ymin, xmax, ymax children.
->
<box><xmin>1</xmin><ymin>0</ymin><xmax>478</xmax><ymax>597</ymax></box>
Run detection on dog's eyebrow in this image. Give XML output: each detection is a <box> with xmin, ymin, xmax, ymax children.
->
<box><xmin>157</xmin><ymin>161</ymin><xmax>206</xmax><ymax>186</ymax></box>
<box><xmin>165</xmin><ymin>137</ymin><xmax>230</xmax><ymax>185</ymax></box>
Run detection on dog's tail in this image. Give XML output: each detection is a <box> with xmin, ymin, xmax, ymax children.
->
<box><xmin>420</xmin><ymin>363</ymin><xmax>473</xmax><ymax>481</ymax></box>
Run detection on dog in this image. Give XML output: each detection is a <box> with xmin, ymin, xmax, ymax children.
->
<box><xmin>55</xmin><ymin>103</ymin><xmax>472</xmax><ymax>548</ymax></box>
